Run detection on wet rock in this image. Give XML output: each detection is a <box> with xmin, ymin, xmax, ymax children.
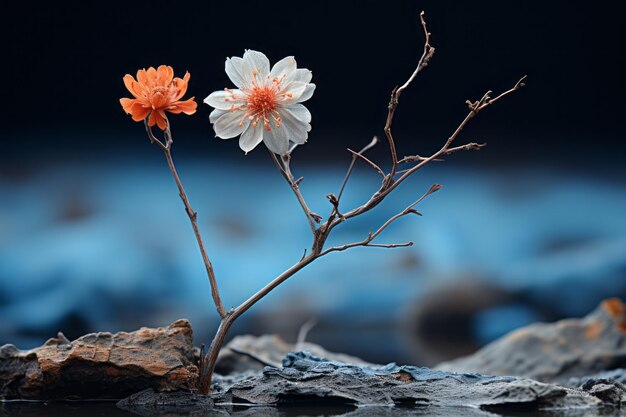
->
<box><xmin>215</xmin><ymin>334</ymin><xmax>372</xmax><ymax>374</ymax></box>
<box><xmin>567</xmin><ymin>369</ymin><xmax>626</xmax><ymax>388</ymax></box>
<box><xmin>582</xmin><ymin>381</ymin><xmax>625</xmax><ymax>406</ymax></box>
<box><xmin>118</xmin><ymin>389</ymin><xmax>506</xmax><ymax>417</ymax></box>
<box><xmin>211</xmin><ymin>351</ymin><xmax>600</xmax><ymax>410</ymax></box>
<box><xmin>117</xmin><ymin>388</ymin><xmax>217</xmax><ymax>417</ymax></box>
<box><xmin>0</xmin><ymin>319</ymin><xmax>198</xmax><ymax>400</ymax></box>
<box><xmin>437</xmin><ymin>298</ymin><xmax>626</xmax><ymax>384</ymax></box>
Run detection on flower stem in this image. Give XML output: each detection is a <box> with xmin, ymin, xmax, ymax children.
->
<box><xmin>160</xmin><ymin>139</ymin><xmax>227</xmax><ymax>319</ymax></box>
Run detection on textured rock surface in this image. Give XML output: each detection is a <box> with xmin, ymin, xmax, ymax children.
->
<box><xmin>210</xmin><ymin>351</ymin><xmax>601</xmax><ymax>410</ymax></box>
<box><xmin>216</xmin><ymin>334</ymin><xmax>372</xmax><ymax>374</ymax></box>
<box><xmin>0</xmin><ymin>319</ymin><xmax>197</xmax><ymax>400</ymax></box>
<box><xmin>568</xmin><ymin>368</ymin><xmax>626</xmax><ymax>388</ymax></box>
<box><xmin>437</xmin><ymin>298</ymin><xmax>626</xmax><ymax>384</ymax></box>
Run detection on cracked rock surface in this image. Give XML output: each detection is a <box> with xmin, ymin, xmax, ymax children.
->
<box><xmin>210</xmin><ymin>351</ymin><xmax>601</xmax><ymax>410</ymax></box>
<box><xmin>0</xmin><ymin>319</ymin><xmax>197</xmax><ymax>400</ymax></box>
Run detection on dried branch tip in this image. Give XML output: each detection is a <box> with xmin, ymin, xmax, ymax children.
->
<box><xmin>427</xmin><ymin>183</ymin><xmax>443</xmax><ymax>195</ymax></box>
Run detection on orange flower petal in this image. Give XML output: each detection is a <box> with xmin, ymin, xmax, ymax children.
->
<box><xmin>136</xmin><ymin>69</ymin><xmax>149</xmax><ymax>85</ymax></box>
<box><xmin>146</xmin><ymin>67</ymin><xmax>157</xmax><ymax>82</ymax></box>
<box><xmin>147</xmin><ymin>110</ymin><xmax>157</xmax><ymax>127</ymax></box>
<box><xmin>172</xmin><ymin>78</ymin><xmax>189</xmax><ymax>101</ymax></box>
<box><xmin>168</xmin><ymin>98</ymin><xmax>197</xmax><ymax>115</ymax></box>
<box><xmin>129</xmin><ymin>102</ymin><xmax>151</xmax><ymax>121</ymax></box>
<box><xmin>123</xmin><ymin>74</ymin><xmax>141</xmax><ymax>98</ymax></box>
<box><xmin>155</xmin><ymin>110</ymin><xmax>168</xmax><ymax>130</ymax></box>
<box><xmin>120</xmin><ymin>97</ymin><xmax>135</xmax><ymax>114</ymax></box>
<box><xmin>157</xmin><ymin>65</ymin><xmax>174</xmax><ymax>85</ymax></box>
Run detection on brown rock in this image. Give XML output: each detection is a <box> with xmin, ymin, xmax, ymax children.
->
<box><xmin>437</xmin><ymin>298</ymin><xmax>626</xmax><ymax>384</ymax></box>
<box><xmin>0</xmin><ymin>319</ymin><xmax>198</xmax><ymax>400</ymax></box>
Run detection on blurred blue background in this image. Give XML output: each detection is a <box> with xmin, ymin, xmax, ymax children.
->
<box><xmin>2</xmin><ymin>0</ymin><xmax>625</xmax><ymax>366</ymax></box>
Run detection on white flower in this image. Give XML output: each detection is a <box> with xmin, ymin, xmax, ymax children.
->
<box><xmin>204</xmin><ymin>50</ymin><xmax>315</xmax><ymax>155</ymax></box>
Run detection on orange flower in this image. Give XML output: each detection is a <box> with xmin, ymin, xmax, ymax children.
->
<box><xmin>120</xmin><ymin>65</ymin><xmax>197</xmax><ymax>130</ymax></box>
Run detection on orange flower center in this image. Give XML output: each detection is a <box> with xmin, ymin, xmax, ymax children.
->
<box><xmin>225</xmin><ymin>71</ymin><xmax>294</xmax><ymax>131</ymax></box>
<box><xmin>247</xmin><ymin>86</ymin><xmax>278</xmax><ymax>119</ymax></box>
<box><xmin>149</xmin><ymin>86</ymin><xmax>173</xmax><ymax>109</ymax></box>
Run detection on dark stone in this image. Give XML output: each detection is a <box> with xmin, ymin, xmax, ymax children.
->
<box><xmin>574</xmin><ymin>376</ymin><xmax>626</xmax><ymax>407</ymax></box>
<box><xmin>211</xmin><ymin>351</ymin><xmax>600</xmax><ymax>410</ymax></box>
<box><xmin>0</xmin><ymin>319</ymin><xmax>198</xmax><ymax>400</ymax></box>
<box><xmin>568</xmin><ymin>369</ymin><xmax>626</xmax><ymax>388</ymax></box>
<box><xmin>437</xmin><ymin>298</ymin><xmax>626</xmax><ymax>384</ymax></box>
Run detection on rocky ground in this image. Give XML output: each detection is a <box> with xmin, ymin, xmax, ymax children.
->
<box><xmin>1</xmin><ymin>299</ymin><xmax>625</xmax><ymax>416</ymax></box>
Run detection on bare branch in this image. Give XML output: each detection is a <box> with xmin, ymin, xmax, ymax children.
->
<box><xmin>397</xmin><ymin>11</ymin><xmax>435</xmax><ymax>96</ymax></box>
<box><xmin>398</xmin><ymin>155</ymin><xmax>444</xmax><ymax>164</ymax></box>
<box><xmin>145</xmin><ymin>120</ymin><xmax>227</xmax><ymax>319</ymax></box>
<box><xmin>384</xmin><ymin>11</ymin><xmax>436</xmax><ymax>179</ymax></box>
<box><xmin>321</xmin><ymin>184</ymin><xmax>441</xmax><ymax>256</ymax></box>
<box><xmin>346</xmin><ymin>148</ymin><xmax>385</xmax><ymax>177</ymax></box>
<box><xmin>399</xmin><ymin>142</ymin><xmax>486</xmax><ymax>165</ymax></box>
<box><xmin>326</xmin><ymin>193</ymin><xmax>345</xmax><ymax>221</ymax></box>
<box><xmin>143</xmin><ymin>120</ymin><xmax>166</xmax><ymax>149</ymax></box>
<box><xmin>269</xmin><ymin>150</ymin><xmax>321</xmax><ymax>233</ymax></box>
<box><xmin>321</xmin><ymin>240</ymin><xmax>413</xmax><ymax>254</ymax></box>
<box><xmin>365</xmin><ymin>242</ymin><xmax>414</xmax><ymax>248</ymax></box>
<box><xmin>338</xmin><ymin>136</ymin><xmax>381</xmax><ymax>201</ymax></box>
<box><xmin>331</xmin><ymin>76</ymin><xmax>526</xmax><ymax>229</ymax></box>
<box><xmin>324</xmin><ymin>137</ymin><xmax>381</xmax><ymax>228</ymax></box>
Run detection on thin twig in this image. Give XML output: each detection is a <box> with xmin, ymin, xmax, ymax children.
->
<box><xmin>385</xmin><ymin>11</ymin><xmax>435</xmax><ymax>179</ymax></box>
<box><xmin>322</xmin><ymin>240</ymin><xmax>414</xmax><ymax>254</ymax></box>
<box><xmin>399</xmin><ymin>142</ymin><xmax>485</xmax><ymax>164</ymax></box>
<box><xmin>146</xmin><ymin>120</ymin><xmax>227</xmax><ymax>319</ymax></box>
<box><xmin>329</xmin><ymin>76</ymin><xmax>526</xmax><ymax>228</ymax></box>
<box><xmin>397</xmin><ymin>11</ymin><xmax>435</xmax><ymax>96</ymax></box>
<box><xmin>338</xmin><ymin>136</ymin><xmax>381</xmax><ymax>202</ymax></box>
<box><xmin>321</xmin><ymin>184</ymin><xmax>441</xmax><ymax>256</ymax></box>
<box><xmin>269</xmin><ymin>150</ymin><xmax>321</xmax><ymax>233</ymax></box>
<box><xmin>143</xmin><ymin>120</ymin><xmax>166</xmax><ymax>149</ymax></box>
<box><xmin>346</xmin><ymin>149</ymin><xmax>385</xmax><ymax>176</ymax></box>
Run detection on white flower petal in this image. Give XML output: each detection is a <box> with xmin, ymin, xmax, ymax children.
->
<box><xmin>204</xmin><ymin>89</ymin><xmax>245</xmax><ymax>110</ymax></box>
<box><xmin>225</xmin><ymin>57</ymin><xmax>246</xmax><ymax>88</ymax></box>
<box><xmin>263</xmin><ymin>121</ymin><xmax>290</xmax><ymax>155</ymax></box>
<box><xmin>297</xmin><ymin>84</ymin><xmax>316</xmax><ymax>103</ymax></box>
<box><xmin>287</xmin><ymin>68</ymin><xmax>312</xmax><ymax>84</ymax></box>
<box><xmin>209</xmin><ymin>108</ymin><xmax>227</xmax><ymax>123</ymax></box>
<box><xmin>280</xmin><ymin>81</ymin><xmax>307</xmax><ymax>105</ymax></box>
<box><xmin>243</xmin><ymin>49</ymin><xmax>270</xmax><ymax>79</ymax></box>
<box><xmin>270</xmin><ymin>56</ymin><xmax>297</xmax><ymax>80</ymax></box>
<box><xmin>213</xmin><ymin>110</ymin><xmax>249</xmax><ymax>139</ymax></box>
<box><xmin>283</xmin><ymin>103</ymin><xmax>312</xmax><ymax>124</ymax></box>
<box><xmin>288</xmin><ymin>141</ymin><xmax>300</xmax><ymax>153</ymax></box>
<box><xmin>239</xmin><ymin>124</ymin><xmax>264</xmax><ymax>153</ymax></box>
<box><xmin>280</xmin><ymin>104</ymin><xmax>311</xmax><ymax>144</ymax></box>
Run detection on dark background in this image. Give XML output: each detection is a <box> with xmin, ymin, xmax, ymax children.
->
<box><xmin>4</xmin><ymin>0</ymin><xmax>625</xmax><ymax>168</ymax></box>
